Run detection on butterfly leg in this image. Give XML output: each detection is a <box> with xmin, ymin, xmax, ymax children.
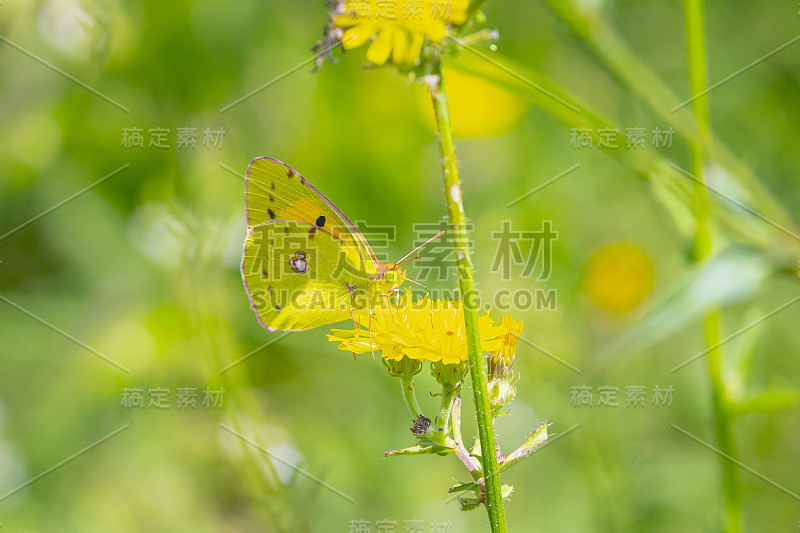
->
<box><xmin>348</xmin><ymin>308</ymin><xmax>359</xmax><ymax>360</ymax></box>
<box><xmin>368</xmin><ymin>309</ymin><xmax>376</xmax><ymax>360</ymax></box>
<box><xmin>383</xmin><ymin>289</ymin><xmax>399</xmax><ymax>305</ymax></box>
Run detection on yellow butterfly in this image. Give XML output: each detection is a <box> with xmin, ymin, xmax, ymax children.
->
<box><xmin>241</xmin><ymin>157</ymin><xmax>441</xmax><ymax>331</ymax></box>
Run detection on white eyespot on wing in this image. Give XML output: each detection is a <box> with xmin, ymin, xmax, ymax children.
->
<box><xmin>290</xmin><ymin>251</ymin><xmax>309</xmax><ymax>274</ymax></box>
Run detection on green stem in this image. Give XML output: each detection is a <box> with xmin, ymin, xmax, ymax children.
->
<box><xmin>451</xmin><ymin>395</ymin><xmax>484</xmax><ymax>479</ymax></box>
<box><xmin>466</xmin><ymin>0</ymin><xmax>489</xmax><ymax>19</ymax></box>
<box><xmin>400</xmin><ymin>374</ymin><xmax>423</xmax><ymax>420</ymax></box>
<box><xmin>683</xmin><ymin>1</ymin><xmax>741</xmax><ymax>531</ymax></box>
<box><xmin>428</xmin><ymin>62</ymin><xmax>507</xmax><ymax>532</ymax></box>
<box><xmin>437</xmin><ymin>382</ymin><xmax>461</xmax><ymax>437</ymax></box>
<box><xmin>540</xmin><ymin>0</ymin><xmax>800</xmax><ymax>254</ymax></box>
<box><xmin>704</xmin><ymin>313</ymin><xmax>740</xmax><ymax>533</ymax></box>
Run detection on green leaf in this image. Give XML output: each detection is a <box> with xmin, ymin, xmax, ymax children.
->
<box><xmin>501</xmin><ymin>421</ymin><xmax>549</xmax><ymax>472</ymax></box>
<box><xmin>384</xmin><ymin>441</ymin><xmax>455</xmax><ymax>457</ymax></box>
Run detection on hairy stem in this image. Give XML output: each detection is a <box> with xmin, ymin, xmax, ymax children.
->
<box><xmin>452</xmin><ymin>395</ymin><xmax>483</xmax><ymax>479</ymax></box>
<box><xmin>400</xmin><ymin>374</ymin><xmax>423</xmax><ymax>420</ymax></box>
<box><xmin>427</xmin><ymin>62</ymin><xmax>507</xmax><ymax>532</ymax></box>
<box><xmin>437</xmin><ymin>382</ymin><xmax>460</xmax><ymax>437</ymax></box>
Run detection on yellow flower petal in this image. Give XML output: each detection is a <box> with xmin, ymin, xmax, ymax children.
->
<box><xmin>392</xmin><ymin>29</ymin><xmax>410</xmax><ymax>64</ymax></box>
<box><xmin>327</xmin><ymin>0</ymin><xmax>471</xmax><ymax>66</ymax></box>
<box><xmin>333</xmin><ymin>15</ymin><xmax>360</xmax><ymax>28</ymax></box>
<box><xmin>419</xmin><ymin>19</ymin><xmax>447</xmax><ymax>42</ymax></box>
<box><xmin>366</xmin><ymin>28</ymin><xmax>394</xmax><ymax>65</ymax></box>
<box><xmin>328</xmin><ymin>291</ymin><xmax>517</xmax><ymax>365</ymax></box>
<box><xmin>341</xmin><ymin>23</ymin><xmax>376</xmax><ymax>50</ymax></box>
<box><xmin>408</xmin><ymin>32</ymin><xmax>424</xmax><ymax>63</ymax></box>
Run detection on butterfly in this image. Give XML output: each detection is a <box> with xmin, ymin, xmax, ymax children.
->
<box><xmin>241</xmin><ymin>157</ymin><xmax>442</xmax><ymax>332</ymax></box>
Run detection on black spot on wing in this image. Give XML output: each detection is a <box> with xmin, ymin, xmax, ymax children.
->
<box><xmin>315</xmin><ymin>215</ymin><xmax>326</xmax><ymax>228</ymax></box>
<box><xmin>267</xmin><ymin>208</ymin><xmax>276</xmax><ymax>220</ymax></box>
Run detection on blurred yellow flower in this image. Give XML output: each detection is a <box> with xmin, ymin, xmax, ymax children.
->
<box><xmin>327</xmin><ymin>292</ymin><xmax>503</xmax><ymax>364</ymax></box>
<box><xmin>333</xmin><ymin>0</ymin><xmax>469</xmax><ymax>66</ymax></box>
<box><xmin>416</xmin><ymin>65</ymin><xmax>530</xmax><ymax>137</ymax></box>
<box><xmin>582</xmin><ymin>242</ymin><xmax>655</xmax><ymax>314</ymax></box>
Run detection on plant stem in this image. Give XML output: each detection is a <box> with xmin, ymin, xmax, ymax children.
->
<box><xmin>427</xmin><ymin>62</ymin><xmax>507</xmax><ymax>532</ymax></box>
<box><xmin>400</xmin><ymin>374</ymin><xmax>423</xmax><ymax>420</ymax></box>
<box><xmin>466</xmin><ymin>0</ymin><xmax>489</xmax><ymax>19</ymax></box>
<box><xmin>683</xmin><ymin>1</ymin><xmax>741</xmax><ymax>531</ymax></box>
<box><xmin>452</xmin><ymin>395</ymin><xmax>484</xmax><ymax>479</ymax></box>
<box><xmin>437</xmin><ymin>382</ymin><xmax>460</xmax><ymax>436</ymax></box>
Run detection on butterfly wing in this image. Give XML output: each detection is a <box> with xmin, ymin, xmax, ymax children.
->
<box><xmin>242</xmin><ymin>219</ymin><xmax>372</xmax><ymax>331</ymax></box>
<box><xmin>244</xmin><ymin>157</ymin><xmax>377</xmax><ymax>268</ymax></box>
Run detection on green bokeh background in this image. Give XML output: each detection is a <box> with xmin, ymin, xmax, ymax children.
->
<box><xmin>1</xmin><ymin>1</ymin><xmax>799</xmax><ymax>531</ymax></box>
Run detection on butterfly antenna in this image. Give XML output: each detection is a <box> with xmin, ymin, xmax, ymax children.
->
<box><xmin>395</xmin><ymin>256</ymin><xmax>421</xmax><ymax>266</ymax></box>
<box><xmin>395</xmin><ymin>230</ymin><xmax>445</xmax><ymax>265</ymax></box>
<box><xmin>404</xmin><ymin>276</ymin><xmax>430</xmax><ymax>295</ymax></box>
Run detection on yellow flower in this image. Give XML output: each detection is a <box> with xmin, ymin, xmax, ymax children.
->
<box><xmin>487</xmin><ymin>315</ymin><xmax>523</xmax><ymax>414</ymax></box>
<box><xmin>488</xmin><ymin>315</ymin><xmax>524</xmax><ymax>378</ymax></box>
<box><xmin>327</xmin><ymin>292</ymin><xmax>503</xmax><ymax>365</ymax></box>
<box><xmin>333</xmin><ymin>0</ymin><xmax>469</xmax><ymax>66</ymax></box>
<box><xmin>582</xmin><ymin>242</ymin><xmax>655</xmax><ymax>314</ymax></box>
<box><xmin>415</xmin><ymin>65</ymin><xmax>530</xmax><ymax>138</ymax></box>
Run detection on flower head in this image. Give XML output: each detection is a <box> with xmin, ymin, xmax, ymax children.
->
<box><xmin>328</xmin><ymin>0</ymin><xmax>469</xmax><ymax>66</ymax></box>
<box><xmin>488</xmin><ymin>315</ymin><xmax>524</xmax><ymax>379</ymax></box>
<box><xmin>487</xmin><ymin>315</ymin><xmax>523</xmax><ymax>415</ymax></box>
<box><xmin>327</xmin><ymin>291</ymin><xmax>503</xmax><ymax>365</ymax></box>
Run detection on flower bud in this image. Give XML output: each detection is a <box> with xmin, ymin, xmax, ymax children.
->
<box><xmin>431</xmin><ymin>360</ymin><xmax>468</xmax><ymax>389</ymax></box>
<box><xmin>487</xmin><ymin>315</ymin><xmax>524</xmax><ymax>379</ymax></box>
<box><xmin>384</xmin><ymin>355</ymin><xmax>423</xmax><ymax>378</ymax></box>
<box><xmin>487</xmin><ymin>315</ymin><xmax>524</xmax><ymax>415</ymax></box>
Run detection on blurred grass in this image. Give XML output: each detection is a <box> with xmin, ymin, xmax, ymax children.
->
<box><xmin>0</xmin><ymin>0</ymin><xmax>799</xmax><ymax>532</ymax></box>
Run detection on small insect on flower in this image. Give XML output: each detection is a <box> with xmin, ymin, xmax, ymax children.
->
<box><xmin>323</xmin><ymin>0</ymin><xmax>470</xmax><ymax>66</ymax></box>
<box><xmin>410</xmin><ymin>414</ymin><xmax>432</xmax><ymax>436</ymax></box>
